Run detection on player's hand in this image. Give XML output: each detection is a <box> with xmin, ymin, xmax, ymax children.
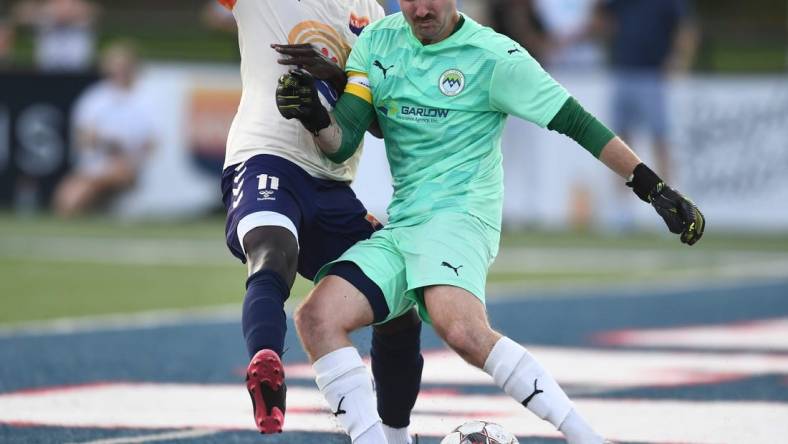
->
<box><xmin>272</xmin><ymin>43</ymin><xmax>345</xmax><ymax>91</ymax></box>
<box><xmin>276</xmin><ymin>69</ymin><xmax>330</xmax><ymax>134</ymax></box>
<box><xmin>627</xmin><ymin>163</ymin><xmax>706</xmax><ymax>246</ymax></box>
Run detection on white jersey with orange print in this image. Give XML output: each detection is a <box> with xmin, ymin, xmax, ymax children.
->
<box><xmin>219</xmin><ymin>0</ymin><xmax>385</xmax><ymax>182</ymax></box>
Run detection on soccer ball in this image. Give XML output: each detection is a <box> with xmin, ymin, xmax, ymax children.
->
<box><xmin>440</xmin><ymin>420</ymin><xmax>519</xmax><ymax>444</ymax></box>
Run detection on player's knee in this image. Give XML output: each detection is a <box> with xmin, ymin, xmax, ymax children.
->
<box><xmin>293</xmin><ymin>301</ymin><xmax>316</xmax><ymax>344</ymax></box>
<box><xmin>294</xmin><ymin>294</ymin><xmax>335</xmax><ymax>344</ymax></box>
<box><xmin>243</xmin><ymin>226</ymin><xmax>298</xmax><ymax>283</ymax></box>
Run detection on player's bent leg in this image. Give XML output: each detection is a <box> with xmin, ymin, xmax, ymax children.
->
<box><xmin>241</xmin><ymin>225</ymin><xmax>298</xmax><ymax>434</ymax></box>
<box><xmin>294</xmin><ymin>274</ymin><xmax>374</xmax><ymax>362</ymax></box>
<box><xmin>424</xmin><ymin>286</ymin><xmax>604</xmax><ymax>444</ymax></box>
<box><xmin>242</xmin><ymin>225</ymin><xmax>298</xmax><ymax>359</ymax></box>
<box><xmin>372</xmin><ymin>309</ymin><xmax>423</xmax><ymax>444</ymax></box>
<box><xmin>423</xmin><ymin>285</ymin><xmax>500</xmax><ymax>369</ymax></box>
<box><xmin>294</xmin><ymin>274</ymin><xmax>386</xmax><ymax>443</ymax></box>
<box><xmin>484</xmin><ymin>337</ymin><xmax>605</xmax><ymax>444</ymax></box>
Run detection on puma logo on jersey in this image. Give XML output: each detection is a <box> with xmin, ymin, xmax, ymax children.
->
<box><xmin>441</xmin><ymin>261</ymin><xmax>463</xmax><ymax>276</ymax></box>
<box><xmin>508</xmin><ymin>48</ymin><xmax>521</xmax><ymax>55</ymax></box>
<box><xmin>373</xmin><ymin>60</ymin><xmax>395</xmax><ymax>79</ymax></box>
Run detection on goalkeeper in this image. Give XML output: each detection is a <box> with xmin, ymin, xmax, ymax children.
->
<box><xmin>278</xmin><ymin>1</ymin><xmax>705</xmax><ymax>443</ymax></box>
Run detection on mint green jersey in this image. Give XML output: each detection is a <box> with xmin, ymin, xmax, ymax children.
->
<box><xmin>345</xmin><ymin>13</ymin><xmax>569</xmax><ymax>229</ymax></box>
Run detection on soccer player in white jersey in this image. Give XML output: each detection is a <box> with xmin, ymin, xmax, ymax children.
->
<box><xmin>217</xmin><ymin>1</ymin><xmax>424</xmax><ymax>440</ymax></box>
<box><xmin>277</xmin><ymin>0</ymin><xmax>704</xmax><ymax>442</ymax></box>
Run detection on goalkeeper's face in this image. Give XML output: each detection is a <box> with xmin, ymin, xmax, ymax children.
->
<box><xmin>400</xmin><ymin>0</ymin><xmax>459</xmax><ymax>44</ymax></box>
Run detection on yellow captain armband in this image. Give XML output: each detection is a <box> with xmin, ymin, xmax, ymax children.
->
<box><xmin>345</xmin><ymin>71</ymin><xmax>373</xmax><ymax>104</ymax></box>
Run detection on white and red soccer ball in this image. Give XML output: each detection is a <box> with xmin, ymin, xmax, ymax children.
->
<box><xmin>440</xmin><ymin>420</ymin><xmax>519</xmax><ymax>444</ymax></box>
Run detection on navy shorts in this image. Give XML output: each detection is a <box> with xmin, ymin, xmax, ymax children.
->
<box><xmin>221</xmin><ymin>154</ymin><xmax>381</xmax><ymax>281</ymax></box>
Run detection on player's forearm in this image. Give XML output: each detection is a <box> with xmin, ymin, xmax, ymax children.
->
<box><xmin>599</xmin><ymin>137</ymin><xmax>642</xmax><ymax>179</ymax></box>
<box><xmin>315</xmin><ymin>93</ymin><xmax>375</xmax><ymax>163</ymax></box>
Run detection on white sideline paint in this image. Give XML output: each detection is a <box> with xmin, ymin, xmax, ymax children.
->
<box><xmin>286</xmin><ymin>346</ymin><xmax>788</xmax><ymax>390</ymax></box>
<box><xmin>66</xmin><ymin>429</ymin><xmax>221</xmax><ymax>444</ymax></box>
<box><xmin>2</xmin><ymin>383</ymin><xmax>788</xmax><ymax>443</ymax></box>
<box><xmin>595</xmin><ymin>317</ymin><xmax>788</xmax><ymax>352</ymax></box>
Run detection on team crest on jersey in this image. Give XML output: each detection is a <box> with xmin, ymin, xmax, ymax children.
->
<box><xmin>349</xmin><ymin>13</ymin><xmax>371</xmax><ymax>36</ymax></box>
<box><xmin>439</xmin><ymin>69</ymin><xmax>465</xmax><ymax>96</ymax></box>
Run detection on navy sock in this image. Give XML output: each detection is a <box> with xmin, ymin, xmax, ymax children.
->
<box><xmin>242</xmin><ymin>270</ymin><xmax>290</xmax><ymax>359</ymax></box>
<box><xmin>371</xmin><ymin>320</ymin><xmax>424</xmax><ymax>428</ymax></box>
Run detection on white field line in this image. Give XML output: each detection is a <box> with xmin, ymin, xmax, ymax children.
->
<box><xmin>486</xmin><ymin>272</ymin><xmax>788</xmax><ymax>299</ymax></box>
<box><xmin>491</xmin><ymin>247</ymin><xmax>788</xmax><ymax>275</ymax></box>
<box><xmin>0</xmin><ymin>236</ymin><xmax>234</xmax><ymax>267</ymax></box>
<box><xmin>4</xmin><ymin>383</ymin><xmax>788</xmax><ymax>443</ymax></box>
<box><xmin>0</xmin><ymin>304</ymin><xmax>240</xmax><ymax>338</ymax></box>
<box><xmin>4</xmin><ymin>234</ymin><xmax>788</xmax><ymax>276</ymax></box>
<box><xmin>66</xmin><ymin>429</ymin><xmax>221</xmax><ymax>444</ymax></box>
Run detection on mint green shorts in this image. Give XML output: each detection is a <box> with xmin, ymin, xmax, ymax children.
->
<box><xmin>315</xmin><ymin>212</ymin><xmax>500</xmax><ymax>324</ymax></box>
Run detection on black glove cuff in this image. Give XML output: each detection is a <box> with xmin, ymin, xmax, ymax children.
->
<box><xmin>627</xmin><ymin>163</ymin><xmax>664</xmax><ymax>203</ymax></box>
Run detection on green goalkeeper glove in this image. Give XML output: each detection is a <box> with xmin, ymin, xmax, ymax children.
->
<box><xmin>627</xmin><ymin>163</ymin><xmax>706</xmax><ymax>246</ymax></box>
<box><xmin>275</xmin><ymin>69</ymin><xmax>330</xmax><ymax>135</ymax></box>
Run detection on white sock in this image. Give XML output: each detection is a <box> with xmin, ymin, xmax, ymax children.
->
<box><xmin>484</xmin><ymin>337</ymin><xmax>600</xmax><ymax>443</ymax></box>
<box><xmin>559</xmin><ymin>409</ymin><xmax>604</xmax><ymax>444</ymax></box>
<box><xmin>313</xmin><ymin>347</ymin><xmax>386</xmax><ymax>444</ymax></box>
<box><xmin>382</xmin><ymin>423</ymin><xmax>412</xmax><ymax>444</ymax></box>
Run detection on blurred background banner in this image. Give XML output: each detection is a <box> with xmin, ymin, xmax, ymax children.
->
<box><xmin>0</xmin><ymin>72</ymin><xmax>97</xmax><ymax>209</ymax></box>
<box><xmin>673</xmin><ymin>75</ymin><xmax>788</xmax><ymax>230</ymax></box>
<box><xmin>2</xmin><ymin>69</ymin><xmax>786</xmax><ymax>230</ymax></box>
<box><xmin>1</xmin><ymin>0</ymin><xmax>786</xmax><ymax>230</ymax></box>
<box><xmin>0</xmin><ymin>0</ymin><xmax>785</xmax><ymax>228</ymax></box>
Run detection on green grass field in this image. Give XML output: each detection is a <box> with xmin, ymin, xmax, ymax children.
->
<box><xmin>2</xmin><ymin>213</ymin><xmax>787</xmax><ymax>325</ymax></box>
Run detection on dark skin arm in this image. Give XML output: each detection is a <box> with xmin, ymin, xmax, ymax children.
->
<box><xmin>272</xmin><ymin>43</ymin><xmax>383</xmax><ymax>138</ymax></box>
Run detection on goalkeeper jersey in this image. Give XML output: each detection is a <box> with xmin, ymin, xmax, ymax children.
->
<box><xmin>219</xmin><ymin>0</ymin><xmax>384</xmax><ymax>181</ymax></box>
<box><xmin>345</xmin><ymin>13</ymin><xmax>570</xmax><ymax>229</ymax></box>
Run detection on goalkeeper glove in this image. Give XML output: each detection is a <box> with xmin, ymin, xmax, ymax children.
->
<box><xmin>626</xmin><ymin>163</ymin><xmax>706</xmax><ymax>246</ymax></box>
<box><xmin>276</xmin><ymin>69</ymin><xmax>331</xmax><ymax>135</ymax></box>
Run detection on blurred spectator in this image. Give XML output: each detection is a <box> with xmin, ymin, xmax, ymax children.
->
<box><xmin>12</xmin><ymin>0</ymin><xmax>98</xmax><ymax>72</ymax></box>
<box><xmin>530</xmin><ymin>0</ymin><xmax>604</xmax><ymax>71</ymax></box>
<box><xmin>201</xmin><ymin>1</ymin><xmax>235</xmax><ymax>32</ymax></box>
<box><xmin>0</xmin><ymin>18</ymin><xmax>14</xmax><ymax>68</ymax></box>
<box><xmin>601</xmin><ymin>0</ymin><xmax>699</xmax><ymax>182</ymax></box>
<box><xmin>491</xmin><ymin>0</ymin><xmax>603</xmax><ymax>70</ymax></box>
<box><xmin>53</xmin><ymin>41</ymin><xmax>154</xmax><ymax>217</ymax></box>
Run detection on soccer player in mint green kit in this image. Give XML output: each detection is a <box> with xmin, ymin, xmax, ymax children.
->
<box><xmin>277</xmin><ymin>1</ymin><xmax>705</xmax><ymax>443</ymax></box>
